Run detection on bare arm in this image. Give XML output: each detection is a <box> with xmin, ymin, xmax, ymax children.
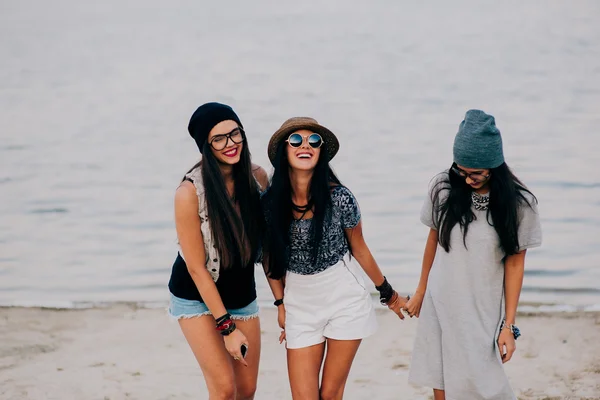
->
<box><xmin>404</xmin><ymin>228</ymin><xmax>438</xmax><ymax>318</ymax></box>
<box><xmin>253</xmin><ymin>163</ymin><xmax>280</xmax><ymax>299</ymax></box>
<box><xmin>497</xmin><ymin>250</ymin><xmax>526</xmax><ymax>364</ymax></box>
<box><xmin>264</xmin><ymin>266</ymin><xmax>285</xmax><ymax>302</ymax></box>
<box><xmin>263</xmin><ymin>257</ymin><xmax>287</xmax><ymax>343</ymax></box>
<box><xmin>415</xmin><ymin>228</ymin><xmax>439</xmax><ymax>296</ymax></box>
<box><xmin>345</xmin><ymin>221</ymin><xmax>408</xmax><ymax>319</ymax></box>
<box><xmin>504</xmin><ymin>250</ymin><xmax>526</xmax><ymax>325</ymax></box>
<box><xmin>345</xmin><ymin>221</ymin><xmax>384</xmax><ymax>286</ymax></box>
<box><xmin>175</xmin><ymin>181</ymin><xmax>227</xmax><ymax>318</ymax></box>
<box><xmin>256</xmin><ymin>168</ymin><xmax>286</xmax><ymax>341</ymax></box>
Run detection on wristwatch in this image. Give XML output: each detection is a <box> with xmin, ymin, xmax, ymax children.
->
<box><xmin>500</xmin><ymin>320</ymin><xmax>521</xmax><ymax>340</ymax></box>
<box><xmin>273</xmin><ymin>298</ymin><xmax>284</xmax><ymax>307</ymax></box>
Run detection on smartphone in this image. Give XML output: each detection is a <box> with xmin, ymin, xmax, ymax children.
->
<box><xmin>241</xmin><ymin>344</ymin><xmax>248</xmax><ymax>359</ymax></box>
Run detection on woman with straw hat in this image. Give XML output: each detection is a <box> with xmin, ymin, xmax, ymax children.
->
<box><xmin>261</xmin><ymin>117</ymin><xmax>408</xmax><ymax>400</ymax></box>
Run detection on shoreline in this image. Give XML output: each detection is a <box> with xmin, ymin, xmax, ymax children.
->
<box><xmin>1</xmin><ymin>305</ymin><xmax>599</xmax><ymax>399</ymax></box>
<box><xmin>2</xmin><ymin>299</ymin><xmax>599</xmax><ymax>313</ymax></box>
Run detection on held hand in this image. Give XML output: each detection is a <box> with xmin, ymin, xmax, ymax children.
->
<box><xmin>497</xmin><ymin>328</ymin><xmax>516</xmax><ymax>364</ymax></box>
<box><xmin>277</xmin><ymin>305</ymin><xmax>286</xmax><ymax>344</ymax></box>
<box><xmin>223</xmin><ymin>328</ymin><xmax>249</xmax><ymax>367</ymax></box>
<box><xmin>403</xmin><ymin>291</ymin><xmax>424</xmax><ymax>318</ymax></box>
<box><xmin>387</xmin><ymin>292</ymin><xmax>409</xmax><ymax>320</ymax></box>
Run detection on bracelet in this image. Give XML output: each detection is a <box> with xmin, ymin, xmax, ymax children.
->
<box><xmin>217</xmin><ymin>320</ymin><xmax>237</xmax><ymax>336</ymax></box>
<box><xmin>376</xmin><ymin>277</ymin><xmax>395</xmax><ymax>305</ymax></box>
<box><xmin>274</xmin><ymin>298</ymin><xmax>284</xmax><ymax>307</ymax></box>
<box><xmin>215</xmin><ymin>313</ymin><xmax>231</xmax><ymax>326</ymax></box>
<box><xmin>215</xmin><ymin>313</ymin><xmax>237</xmax><ymax>336</ymax></box>
<box><xmin>216</xmin><ymin>319</ymin><xmax>237</xmax><ymax>336</ymax></box>
<box><xmin>500</xmin><ymin>319</ymin><xmax>521</xmax><ymax>340</ymax></box>
<box><xmin>385</xmin><ymin>291</ymin><xmax>400</xmax><ymax>308</ymax></box>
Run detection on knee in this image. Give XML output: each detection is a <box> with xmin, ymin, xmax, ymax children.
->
<box><xmin>319</xmin><ymin>386</ymin><xmax>340</xmax><ymax>400</ymax></box>
<box><xmin>236</xmin><ymin>383</ymin><xmax>257</xmax><ymax>400</ymax></box>
<box><xmin>209</xmin><ymin>384</ymin><xmax>236</xmax><ymax>400</ymax></box>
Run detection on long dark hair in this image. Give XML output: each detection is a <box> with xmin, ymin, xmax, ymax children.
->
<box><xmin>432</xmin><ymin>162</ymin><xmax>537</xmax><ymax>255</ymax></box>
<box><xmin>263</xmin><ymin>139</ymin><xmax>341</xmax><ymax>279</ymax></box>
<box><xmin>184</xmin><ymin>133</ymin><xmax>263</xmax><ymax>269</ymax></box>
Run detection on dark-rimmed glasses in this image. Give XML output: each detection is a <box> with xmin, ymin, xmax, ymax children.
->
<box><xmin>286</xmin><ymin>133</ymin><xmax>323</xmax><ymax>149</ymax></box>
<box><xmin>209</xmin><ymin>128</ymin><xmax>245</xmax><ymax>150</ymax></box>
<box><xmin>451</xmin><ymin>165</ymin><xmax>490</xmax><ymax>183</ymax></box>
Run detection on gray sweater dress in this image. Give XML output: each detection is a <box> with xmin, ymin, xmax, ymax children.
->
<box><xmin>408</xmin><ymin>173</ymin><xmax>542</xmax><ymax>400</ymax></box>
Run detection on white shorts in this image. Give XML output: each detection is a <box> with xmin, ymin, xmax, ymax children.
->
<box><xmin>284</xmin><ymin>255</ymin><xmax>378</xmax><ymax>349</ymax></box>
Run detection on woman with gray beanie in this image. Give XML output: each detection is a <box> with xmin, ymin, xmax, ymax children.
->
<box><xmin>405</xmin><ymin>110</ymin><xmax>542</xmax><ymax>399</ymax></box>
<box><xmin>167</xmin><ymin>102</ymin><xmax>268</xmax><ymax>399</ymax></box>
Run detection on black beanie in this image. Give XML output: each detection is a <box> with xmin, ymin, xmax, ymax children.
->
<box><xmin>187</xmin><ymin>102</ymin><xmax>243</xmax><ymax>153</ymax></box>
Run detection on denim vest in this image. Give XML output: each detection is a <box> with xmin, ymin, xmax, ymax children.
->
<box><xmin>179</xmin><ymin>166</ymin><xmax>221</xmax><ymax>282</ymax></box>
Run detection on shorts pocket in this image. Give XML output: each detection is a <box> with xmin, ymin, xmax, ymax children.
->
<box><xmin>343</xmin><ymin>263</ymin><xmax>366</xmax><ymax>291</ymax></box>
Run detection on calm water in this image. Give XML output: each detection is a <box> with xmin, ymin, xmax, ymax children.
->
<box><xmin>1</xmin><ymin>1</ymin><xmax>599</xmax><ymax>309</ymax></box>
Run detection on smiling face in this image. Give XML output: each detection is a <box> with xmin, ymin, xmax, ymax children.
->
<box><xmin>207</xmin><ymin>120</ymin><xmax>244</xmax><ymax>165</ymax></box>
<box><xmin>286</xmin><ymin>129</ymin><xmax>322</xmax><ymax>171</ymax></box>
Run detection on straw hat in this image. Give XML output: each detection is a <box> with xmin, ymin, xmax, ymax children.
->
<box><xmin>267</xmin><ymin>117</ymin><xmax>339</xmax><ymax>166</ymax></box>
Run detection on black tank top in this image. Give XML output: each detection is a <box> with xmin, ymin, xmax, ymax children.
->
<box><xmin>168</xmin><ymin>252</ymin><xmax>257</xmax><ymax>309</ymax></box>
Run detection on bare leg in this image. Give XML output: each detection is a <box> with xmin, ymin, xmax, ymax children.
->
<box><xmin>433</xmin><ymin>389</ymin><xmax>446</xmax><ymax>400</ymax></box>
<box><xmin>319</xmin><ymin>339</ymin><xmax>362</xmax><ymax>400</ymax></box>
<box><xmin>179</xmin><ymin>315</ymin><xmax>236</xmax><ymax>400</ymax></box>
<box><xmin>287</xmin><ymin>342</ymin><xmax>326</xmax><ymax>400</ymax></box>
<box><xmin>231</xmin><ymin>317</ymin><xmax>261</xmax><ymax>400</ymax></box>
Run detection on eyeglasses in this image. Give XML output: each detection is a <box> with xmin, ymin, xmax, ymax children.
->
<box><xmin>451</xmin><ymin>166</ymin><xmax>490</xmax><ymax>183</ymax></box>
<box><xmin>209</xmin><ymin>128</ymin><xmax>245</xmax><ymax>150</ymax></box>
<box><xmin>286</xmin><ymin>133</ymin><xmax>323</xmax><ymax>149</ymax></box>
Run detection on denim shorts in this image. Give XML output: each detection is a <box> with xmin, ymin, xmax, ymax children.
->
<box><xmin>168</xmin><ymin>293</ymin><xmax>259</xmax><ymax>320</ymax></box>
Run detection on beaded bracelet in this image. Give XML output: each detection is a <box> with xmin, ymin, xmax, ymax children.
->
<box><xmin>500</xmin><ymin>319</ymin><xmax>521</xmax><ymax>340</ymax></box>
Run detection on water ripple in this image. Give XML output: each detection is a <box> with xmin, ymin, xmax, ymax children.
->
<box><xmin>531</xmin><ymin>181</ymin><xmax>600</xmax><ymax>189</ymax></box>
<box><xmin>29</xmin><ymin>208</ymin><xmax>69</xmax><ymax>214</ymax></box>
<box><xmin>522</xmin><ymin>286</ymin><xmax>600</xmax><ymax>294</ymax></box>
<box><xmin>524</xmin><ymin>269</ymin><xmax>576</xmax><ymax>277</ymax></box>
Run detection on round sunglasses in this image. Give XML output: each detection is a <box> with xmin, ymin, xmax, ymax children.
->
<box><xmin>286</xmin><ymin>133</ymin><xmax>323</xmax><ymax>149</ymax></box>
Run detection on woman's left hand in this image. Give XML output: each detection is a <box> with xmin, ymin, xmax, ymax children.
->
<box><xmin>387</xmin><ymin>293</ymin><xmax>409</xmax><ymax>320</ymax></box>
<box><xmin>497</xmin><ymin>328</ymin><xmax>516</xmax><ymax>363</ymax></box>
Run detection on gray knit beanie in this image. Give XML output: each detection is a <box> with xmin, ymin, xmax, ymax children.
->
<box><xmin>453</xmin><ymin>109</ymin><xmax>504</xmax><ymax>169</ymax></box>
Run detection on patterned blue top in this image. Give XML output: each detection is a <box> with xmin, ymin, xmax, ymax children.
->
<box><xmin>286</xmin><ymin>186</ymin><xmax>361</xmax><ymax>275</ymax></box>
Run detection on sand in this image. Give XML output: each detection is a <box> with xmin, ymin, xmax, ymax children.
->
<box><xmin>0</xmin><ymin>306</ymin><xmax>598</xmax><ymax>400</ymax></box>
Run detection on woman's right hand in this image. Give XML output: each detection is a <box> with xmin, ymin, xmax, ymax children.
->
<box><xmin>277</xmin><ymin>305</ymin><xmax>286</xmax><ymax>344</ymax></box>
<box><xmin>223</xmin><ymin>328</ymin><xmax>249</xmax><ymax>367</ymax></box>
<box><xmin>403</xmin><ymin>290</ymin><xmax>425</xmax><ymax>318</ymax></box>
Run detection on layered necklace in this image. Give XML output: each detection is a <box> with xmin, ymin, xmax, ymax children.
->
<box><xmin>471</xmin><ymin>191</ymin><xmax>490</xmax><ymax>211</ymax></box>
<box><xmin>292</xmin><ymin>200</ymin><xmax>313</xmax><ymax>221</ymax></box>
